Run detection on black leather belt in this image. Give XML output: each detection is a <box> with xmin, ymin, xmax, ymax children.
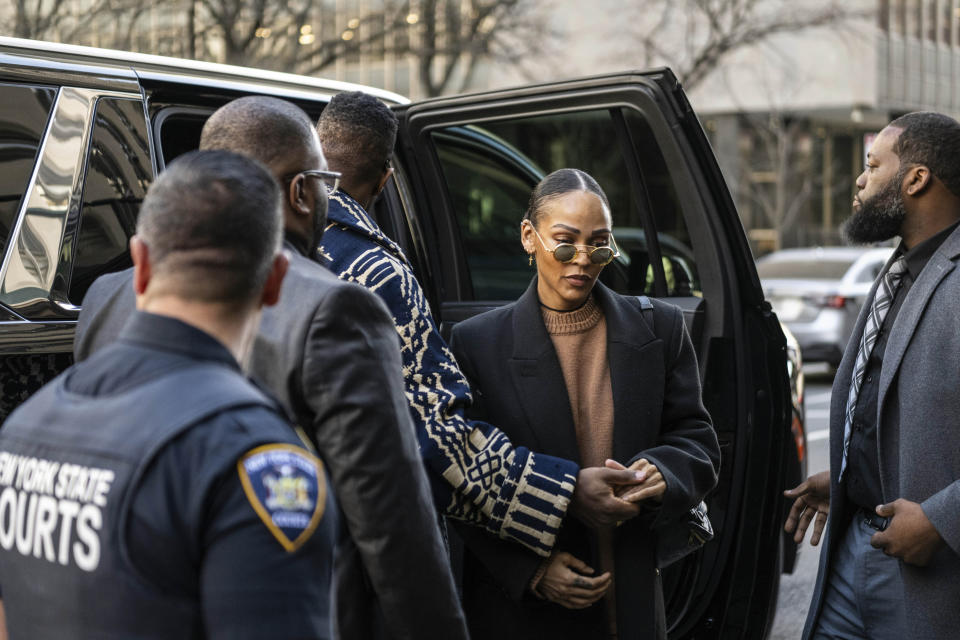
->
<box><xmin>858</xmin><ymin>507</ymin><xmax>890</xmax><ymax>531</ymax></box>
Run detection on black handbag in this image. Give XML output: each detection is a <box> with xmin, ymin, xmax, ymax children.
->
<box><xmin>655</xmin><ymin>499</ymin><xmax>714</xmax><ymax>568</ymax></box>
<box><xmin>632</xmin><ymin>297</ymin><xmax>715</xmax><ymax>568</ymax></box>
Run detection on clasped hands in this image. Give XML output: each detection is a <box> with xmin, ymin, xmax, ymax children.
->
<box><xmin>534</xmin><ymin>458</ymin><xmax>665</xmax><ymax>609</ymax></box>
<box><xmin>569</xmin><ymin>457</ymin><xmax>666</xmax><ymax>530</ymax></box>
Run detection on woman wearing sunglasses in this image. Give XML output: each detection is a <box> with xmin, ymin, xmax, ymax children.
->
<box><xmin>449</xmin><ymin>168</ymin><xmax>719</xmax><ymax>640</ymax></box>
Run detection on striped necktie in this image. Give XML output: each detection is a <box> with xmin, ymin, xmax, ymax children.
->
<box><xmin>839</xmin><ymin>256</ymin><xmax>908</xmax><ymax>479</ymax></box>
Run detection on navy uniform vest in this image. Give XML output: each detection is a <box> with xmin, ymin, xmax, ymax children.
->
<box><xmin>0</xmin><ymin>362</ymin><xmax>298</xmax><ymax>638</ymax></box>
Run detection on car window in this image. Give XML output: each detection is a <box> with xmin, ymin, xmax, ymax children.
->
<box><xmin>431</xmin><ymin>108</ymin><xmax>701</xmax><ymax>300</ymax></box>
<box><xmin>69</xmin><ymin>97</ymin><xmax>151</xmax><ymax>304</ymax></box>
<box><xmin>622</xmin><ymin>109</ymin><xmax>700</xmax><ymax>298</ymax></box>
<box><xmin>433</xmin><ymin>129</ymin><xmax>541</xmax><ymax>299</ymax></box>
<box><xmin>155</xmin><ymin>108</ymin><xmax>211</xmax><ymax>167</ymax></box>
<box><xmin>0</xmin><ymin>84</ymin><xmax>57</xmax><ymax>255</ymax></box>
<box><xmin>756</xmin><ymin>258</ymin><xmax>855</xmax><ymax>280</ymax></box>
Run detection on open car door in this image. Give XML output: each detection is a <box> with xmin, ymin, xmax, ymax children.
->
<box><xmin>391</xmin><ymin>70</ymin><xmax>793</xmax><ymax>639</ymax></box>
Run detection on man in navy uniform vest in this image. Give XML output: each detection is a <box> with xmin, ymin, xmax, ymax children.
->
<box><xmin>0</xmin><ymin>150</ymin><xmax>337</xmax><ymax>638</ymax></box>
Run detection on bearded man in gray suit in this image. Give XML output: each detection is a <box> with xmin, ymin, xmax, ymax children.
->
<box><xmin>785</xmin><ymin>112</ymin><xmax>960</xmax><ymax>640</ymax></box>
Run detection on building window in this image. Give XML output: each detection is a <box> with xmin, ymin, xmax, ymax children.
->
<box><xmin>895</xmin><ymin>0</ymin><xmax>907</xmax><ymax>35</ymax></box>
<box><xmin>945</xmin><ymin>0</ymin><xmax>955</xmax><ymax>44</ymax></box>
<box><xmin>370</xmin><ymin>11</ymin><xmax>386</xmax><ymax>56</ymax></box>
<box><xmin>928</xmin><ymin>0</ymin><xmax>938</xmax><ymax>41</ymax></box>
<box><xmin>956</xmin><ymin>0</ymin><xmax>960</xmax><ymax>43</ymax></box>
<box><xmin>914</xmin><ymin>0</ymin><xmax>924</xmax><ymax>38</ymax></box>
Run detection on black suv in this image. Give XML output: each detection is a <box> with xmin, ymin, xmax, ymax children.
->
<box><xmin>0</xmin><ymin>36</ymin><xmax>794</xmax><ymax>639</ymax></box>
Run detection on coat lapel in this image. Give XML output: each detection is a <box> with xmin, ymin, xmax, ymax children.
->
<box><xmin>593</xmin><ymin>284</ymin><xmax>661</xmax><ymax>463</ymax></box>
<box><xmin>877</xmin><ymin>227</ymin><xmax>960</xmax><ymax>438</ymax></box>
<box><xmin>828</xmin><ymin>252</ymin><xmax>892</xmax><ymax>477</ymax></box>
<box><xmin>508</xmin><ymin>279</ymin><xmax>581</xmax><ymax>465</ymax></box>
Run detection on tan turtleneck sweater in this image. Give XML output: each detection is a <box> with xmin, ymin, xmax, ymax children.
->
<box><xmin>541</xmin><ymin>296</ymin><xmax>618</xmax><ymax>638</ymax></box>
<box><xmin>541</xmin><ymin>296</ymin><xmax>614</xmax><ymax>469</ymax></box>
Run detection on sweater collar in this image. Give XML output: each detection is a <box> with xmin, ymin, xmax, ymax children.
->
<box><xmin>512</xmin><ymin>277</ymin><xmax>656</xmax><ymax>359</ymax></box>
<box><xmin>541</xmin><ymin>295</ymin><xmax>603</xmax><ymax>335</ymax></box>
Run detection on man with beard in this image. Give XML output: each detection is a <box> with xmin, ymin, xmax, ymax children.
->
<box><xmin>784</xmin><ymin>112</ymin><xmax>960</xmax><ymax>640</ymax></box>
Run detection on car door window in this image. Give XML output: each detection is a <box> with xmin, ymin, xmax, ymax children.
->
<box><xmin>154</xmin><ymin>107</ymin><xmax>212</xmax><ymax>168</ymax></box>
<box><xmin>433</xmin><ymin>128</ymin><xmax>541</xmax><ymax>299</ymax></box>
<box><xmin>69</xmin><ymin>98</ymin><xmax>151</xmax><ymax>304</ymax></box>
<box><xmin>624</xmin><ymin>109</ymin><xmax>700</xmax><ymax>298</ymax></box>
<box><xmin>430</xmin><ymin>108</ymin><xmax>701</xmax><ymax>301</ymax></box>
<box><xmin>0</xmin><ymin>84</ymin><xmax>57</xmax><ymax>256</ymax></box>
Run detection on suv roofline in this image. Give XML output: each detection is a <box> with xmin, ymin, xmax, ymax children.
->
<box><xmin>0</xmin><ymin>36</ymin><xmax>409</xmax><ymax>105</ymax></box>
<box><xmin>395</xmin><ymin>68</ymin><xmax>678</xmax><ymax>112</ymax></box>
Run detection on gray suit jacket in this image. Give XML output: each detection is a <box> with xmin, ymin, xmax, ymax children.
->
<box><xmin>74</xmin><ymin>269</ymin><xmax>135</xmax><ymax>361</ymax></box>
<box><xmin>74</xmin><ymin>245</ymin><xmax>468</xmax><ymax>640</ymax></box>
<box><xmin>804</xmin><ymin>226</ymin><xmax>960</xmax><ymax>640</ymax></box>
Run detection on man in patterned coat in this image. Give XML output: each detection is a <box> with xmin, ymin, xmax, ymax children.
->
<box><xmin>317</xmin><ymin>92</ymin><xmax>646</xmax><ymax>562</ymax></box>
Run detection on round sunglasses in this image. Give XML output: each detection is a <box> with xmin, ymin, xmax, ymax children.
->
<box><xmin>532</xmin><ymin>227</ymin><xmax>620</xmax><ymax>265</ymax></box>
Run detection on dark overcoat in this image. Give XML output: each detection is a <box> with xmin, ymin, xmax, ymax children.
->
<box><xmin>803</xmin><ymin>225</ymin><xmax>960</xmax><ymax>640</ymax></box>
<box><xmin>449</xmin><ymin>279</ymin><xmax>720</xmax><ymax>640</ymax></box>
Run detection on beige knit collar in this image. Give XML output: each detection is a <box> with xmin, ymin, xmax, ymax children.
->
<box><xmin>540</xmin><ymin>295</ymin><xmax>603</xmax><ymax>336</ymax></box>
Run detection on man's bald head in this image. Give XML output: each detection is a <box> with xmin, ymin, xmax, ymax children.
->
<box><xmin>136</xmin><ymin>149</ymin><xmax>282</xmax><ymax>304</ymax></box>
<box><xmin>200</xmin><ymin>96</ymin><xmax>316</xmax><ymax>168</ymax></box>
<box><xmin>200</xmin><ymin>96</ymin><xmax>331</xmax><ymax>253</ymax></box>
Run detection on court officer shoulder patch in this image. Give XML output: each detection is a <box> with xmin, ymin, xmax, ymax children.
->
<box><xmin>237</xmin><ymin>444</ymin><xmax>327</xmax><ymax>552</ymax></box>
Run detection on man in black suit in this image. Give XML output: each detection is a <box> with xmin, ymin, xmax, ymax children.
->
<box><xmin>74</xmin><ymin>97</ymin><xmax>468</xmax><ymax>640</ymax></box>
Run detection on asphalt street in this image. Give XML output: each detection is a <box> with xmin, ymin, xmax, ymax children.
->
<box><xmin>769</xmin><ymin>366</ymin><xmax>834</xmax><ymax>640</ymax></box>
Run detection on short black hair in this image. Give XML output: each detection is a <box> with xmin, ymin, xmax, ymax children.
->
<box><xmin>317</xmin><ymin>91</ymin><xmax>397</xmax><ymax>184</ymax></box>
<box><xmin>200</xmin><ymin>96</ymin><xmax>316</xmax><ymax>166</ymax></box>
<box><xmin>889</xmin><ymin>111</ymin><xmax>960</xmax><ymax>198</ymax></box>
<box><xmin>523</xmin><ymin>168</ymin><xmax>611</xmax><ymax>227</ymax></box>
<box><xmin>137</xmin><ymin>150</ymin><xmax>282</xmax><ymax>303</ymax></box>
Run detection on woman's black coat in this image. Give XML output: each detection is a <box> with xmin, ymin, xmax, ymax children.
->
<box><xmin>448</xmin><ymin>279</ymin><xmax>720</xmax><ymax>640</ymax></box>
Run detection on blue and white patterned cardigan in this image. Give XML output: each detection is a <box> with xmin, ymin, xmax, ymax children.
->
<box><xmin>319</xmin><ymin>191</ymin><xmax>578</xmax><ymax>555</ymax></box>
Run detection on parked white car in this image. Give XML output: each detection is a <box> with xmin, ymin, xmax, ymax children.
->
<box><xmin>757</xmin><ymin>247</ymin><xmax>895</xmax><ymax>366</ymax></box>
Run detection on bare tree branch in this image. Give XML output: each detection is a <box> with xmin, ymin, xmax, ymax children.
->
<box><xmin>4</xmin><ymin>0</ymin><xmax>550</xmax><ymax>97</ymax></box>
<box><xmin>621</xmin><ymin>0</ymin><xmax>869</xmax><ymax>91</ymax></box>
<box><xmin>720</xmin><ymin>62</ymin><xmax>830</xmax><ymax>250</ymax></box>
